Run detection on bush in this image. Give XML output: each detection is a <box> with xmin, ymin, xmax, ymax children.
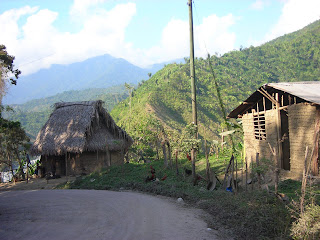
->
<box><xmin>291</xmin><ymin>204</ymin><xmax>320</xmax><ymax>240</ymax></box>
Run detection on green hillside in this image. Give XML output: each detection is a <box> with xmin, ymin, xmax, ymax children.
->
<box><xmin>111</xmin><ymin>20</ymin><xmax>320</xmax><ymax>150</ymax></box>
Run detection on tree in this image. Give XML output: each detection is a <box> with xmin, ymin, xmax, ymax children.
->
<box><xmin>0</xmin><ymin>108</ymin><xmax>30</xmax><ymax>181</ymax></box>
<box><xmin>0</xmin><ymin>44</ymin><xmax>21</xmax><ymax>105</ymax></box>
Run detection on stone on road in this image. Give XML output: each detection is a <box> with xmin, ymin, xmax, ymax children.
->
<box><xmin>0</xmin><ymin>190</ymin><xmax>220</xmax><ymax>240</ymax></box>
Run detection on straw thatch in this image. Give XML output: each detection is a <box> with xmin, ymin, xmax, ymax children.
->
<box><xmin>31</xmin><ymin>100</ymin><xmax>133</xmax><ymax>156</ymax></box>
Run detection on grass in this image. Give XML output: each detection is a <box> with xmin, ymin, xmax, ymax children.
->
<box><xmin>57</xmin><ymin>154</ymin><xmax>320</xmax><ymax>240</ymax></box>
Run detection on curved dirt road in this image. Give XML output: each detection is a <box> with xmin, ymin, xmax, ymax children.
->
<box><xmin>0</xmin><ymin>190</ymin><xmax>221</xmax><ymax>240</ymax></box>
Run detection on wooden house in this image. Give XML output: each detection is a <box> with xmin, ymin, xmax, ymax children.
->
<box><xmin>228</xmin><ymin>82</ymin><xmax>320</xmax><ymax>179</ymax></box>
<box><xmin>30</xmin><ymin>101</ymin><xmax>133</xmax><ymax>176</ymax></box>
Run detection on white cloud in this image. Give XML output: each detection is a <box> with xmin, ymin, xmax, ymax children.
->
<box><xmin>250</xmin><ymin>0</ymin><xmax>266</xmax><ymax>10</ymax></box>
<box><xmin>70</xmin><ymin>0</ymin><xmax>107</xmax><ymax>18</ymax></box>
<box><xmin>264</xmin><ymin>0</ymin><xmax>320</xmax><ymax>42</ymax></box>
<box><xmin>0</xmin><ymin>1</ymin><xmax>236</xmax><ymax>75</ymax></box>
<box><xmin>0</xmin><ymin>3</ymin><xmax>137</xmax><ymax>75</ymax></box>
<box><xmin>129</xmin><ymin>14</ymin><xmax>237</xmax><ymax>66</ymax></box>
<box><xmin>0</xmin><ymin>6</ymin><xmax>38</xmax><ymax>52</ymax></box>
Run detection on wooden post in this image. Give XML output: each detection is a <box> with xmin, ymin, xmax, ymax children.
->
<box><xmin>191</xmin><ymin>148</ymin><xmax>196</xmax><ymax>179</ymax></box>
<box><xmin>256</xmin><ymin>153</ymin><xmax>261</xmax><ymax>189</ymax></box>
<box><xmin>251</xmin><ymin>156</ymin><xmax>254</xmax><ymax>191</ymax></box>
<box><xmin>175</xmin><ymin>150</ymin><xmax>179</xmax><ymax>175</ymax></box>
<box><xmin>275</xmin><ymin>93</ymin><xmax>283</xmax><ymax>169</ymax></box>
<box><xmin>231</xmin><ymin>156</ymin><xmax>235</xmax><ymax>193</ymax></box>
<box><xmin>188</xmin><ymin>0</ymin><xmax>197</xmax><ymax>180</ymax></box>
<box><xmin>289</xmin><ymin>95</ymin><xmax>292</xmax><ymax>105</ymax></box>
<box><xmin>205</xmin><ymin>140</ymin><xmax>210</xmax><ymax>181</ymax></box>
<box><xmin>245</xmin><ymin>157</ymin><xmax>248</xmax><ymax>192</ymax></box>
<box><xmin>222</xmin><ymin>155</ymin><xmax>234</xmax><ymax>189</ymax></box>
<box><xmin>26</xmin><ymin>161</ymin><xmax>29</xmax><ymax>184</ymax></box>
<box><xmin>235</xmin><ymin>156</ymin><xmax>238</xmax><ymax>192</ymax></box>
<box><xmin>65</xmin><ymin>153</ymin><xmax>68</xmax><ymax>182</ymax></box>
<box><xmin>167</xmin><ymin>142</ymin><xmax>172</xmax><ymax>168</ymax></box>
<box><xmin>301</xmin><ymin>146</ymin><xmax>309</xmax><ymax>215</ymax></box>
<box><xmin>96</xmin><ymin>150</ymin><xmax>99</xmax><ymax>162</ymax></box>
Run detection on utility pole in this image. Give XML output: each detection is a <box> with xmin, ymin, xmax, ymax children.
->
<box><xmin>188</xmin><ymin>0</ymin><xmax>197</xmax><ymax>179</ymax></box>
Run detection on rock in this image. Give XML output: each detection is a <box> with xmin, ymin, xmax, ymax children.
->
<box><xmin>177</xmin><ymin>197</ymin><xmax>184</xmax><ymax>203</ymax></box>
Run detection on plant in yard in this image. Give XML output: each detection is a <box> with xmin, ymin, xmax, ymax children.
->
<box><xmin>290</xmin><ymin>203</ymin><xmax>320</xmax><ymax>239</ymax></box>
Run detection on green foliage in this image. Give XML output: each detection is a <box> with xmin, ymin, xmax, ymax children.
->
<box><xmin>251</xmin><ymin>157</ymin><xmax>274</xmax><ymax>175</ymax></box>
<box><xmin>291</xmin><ymin>203</ymin><xmax>320</xmax><ymax>239</ymax></box>
<box><xmin>0</xmin><ymin>108</ymin><xmax>30</xmax><ymax>178</ymax></box>
<box><xmin>0</xmin><ymin>44</ymin><xmax>21</xmax><ymax>86</ymax></box>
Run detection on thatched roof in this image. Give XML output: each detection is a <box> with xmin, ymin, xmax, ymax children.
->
<box><xmin>31</xmin><ymin>100</ymin><xmax>133</xmax><ymax>156</ymax></box>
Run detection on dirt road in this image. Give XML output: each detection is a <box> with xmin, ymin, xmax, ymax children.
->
<box><xmin>0</xmin><ymin>190</ymin><xmax>222</xmax><ymax>240</ymax></box>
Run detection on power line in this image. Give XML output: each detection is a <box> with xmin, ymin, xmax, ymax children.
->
<box><xmin>192</xmin><ymin>0</ymin><xmax>211</xmax><ymax>57</ymax></box>
<box><xmin>17</xmin><ymin>53</ymin><xmax>55</xmax><ymax>68</ymax></box>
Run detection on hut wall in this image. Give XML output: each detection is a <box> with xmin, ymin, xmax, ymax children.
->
<box><xmin>41</xmin><ymin>150</ymin><xmax>125</xmax><ymax>176</ymax></box>
<box><xmin>68</xmin><ymin>151</ymin><xmax>108</xmax><ymax>175</ymax></box>
<box><xmin>110</xmin><ymin>151</ymin><xmax>124</xmax><ymax>165</ymax></box>
<box><xmin>243</xmin><ymin>110</ymin><xmax>278</xmax><ymax>166</ymax></box>
<box><xmin>288</xmin><ymin>103</ymin><xmax>317</xmax><ymax>178</ymax></box>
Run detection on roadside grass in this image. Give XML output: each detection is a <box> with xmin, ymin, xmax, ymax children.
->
<box><xmin>57</xmin><ymin>154</ymin><xmax>319</xmax><ymax>240</ymax></box>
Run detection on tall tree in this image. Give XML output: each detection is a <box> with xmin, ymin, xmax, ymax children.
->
<box><xmin>0</xmin><ymin>45</ymin><xmax>21</xmax><ymax>105</ymax></box>
<box><xmin>0</xmin><ymin>112</ymin><xmax>30</xmax><ymax>180</ymax></box>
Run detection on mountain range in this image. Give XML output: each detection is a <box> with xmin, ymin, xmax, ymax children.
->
<box><xmin>3</xmin><ymin>54</ymin><xmax>178</xmax><ymax>104</ymax></box>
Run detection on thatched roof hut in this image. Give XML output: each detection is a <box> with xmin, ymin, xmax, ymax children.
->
<box><xmin>31</xmin><ymin>100</ymin><xmax>133</xmax><ymax>176</ymax></box>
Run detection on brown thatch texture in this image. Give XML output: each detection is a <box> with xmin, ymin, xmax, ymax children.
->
<box><xmin>31</xmin><ymin>101</ymin><xmax>133</xmax><ymax>156</ymax></box>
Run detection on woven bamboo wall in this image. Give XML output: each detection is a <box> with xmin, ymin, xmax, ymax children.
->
<box><xmin>243</xmin><ymin>110</ymin><xmax>278</xmax><ymax>167</ymax></box>
<box><xmin>41</xmin><ymin>150</ymin><xmax>124</xmax><ymax>176</ymax></box>
<box><xmin>288</xmin><ymin>103</ymin><xmax>317</xmax><ymax>178</ymax></box>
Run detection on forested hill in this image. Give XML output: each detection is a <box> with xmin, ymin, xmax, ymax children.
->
<box><xmin>111</xmin><ymin>20</ymin><xmax>320</xmax><ymax>141</ymax></box>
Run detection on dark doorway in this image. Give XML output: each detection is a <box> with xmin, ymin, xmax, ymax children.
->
<box><xmin>55</xmin><ymin>156</ymin><xmax>66</xmax><ymax>176</ymax></box>
<box><xmin>281</xmin><ymin>110</ymin><xmax>290</xmax><ymax>170</ymax></box>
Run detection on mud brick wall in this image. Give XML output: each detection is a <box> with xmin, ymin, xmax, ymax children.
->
<box><xmin>288</xmin><ymin>103</ymin><xmax>317</xmax><ymax>178</ymax></box>
<box><xmin>242</xmin><ymin>110</ymin><xmax>278</xmax><ymax>167</ymax></box>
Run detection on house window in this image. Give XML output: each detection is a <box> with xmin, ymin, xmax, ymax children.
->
<box><xmin>254</xmin><ymin>113</ymin><xmax>266</xmax><ymax>140</ymax></box>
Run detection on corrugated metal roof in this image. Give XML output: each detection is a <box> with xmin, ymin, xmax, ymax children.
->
<box><xmin>228</xmin><ymin>81</ymin><xmax>320</xmax><ymax>118</ymax></box>
<box><xmin>267</xmin><ymin>81</ymin><xmax>320</xmax><ymax>105</ymax></box>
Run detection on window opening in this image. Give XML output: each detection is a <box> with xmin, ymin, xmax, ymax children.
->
<box><xmin>254</xmin><ymin>112</ymin><xmax>266</xmax><ymax>140</ymax></box>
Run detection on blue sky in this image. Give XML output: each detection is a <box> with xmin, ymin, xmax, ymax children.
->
<box><xmin>1</xmin><ymin>0</ymin><xmax>319</xmax><ymax>76</ymax></box>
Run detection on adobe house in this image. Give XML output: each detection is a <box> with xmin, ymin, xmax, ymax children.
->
<box><xmin>228</xmin><ymin>82</ymin><xmax>320</xmax><ymax>179</ymax></box>
<box><xmin>30</xmin><ymin>101</ymin><xmax>133</xmax><ymax>176</ymax></box>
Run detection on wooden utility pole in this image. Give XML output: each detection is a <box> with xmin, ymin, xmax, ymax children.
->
<box><xmin>188</xmin><ymin>0</ymin><xmax>197</xmax><ymax>179</ymax></box>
